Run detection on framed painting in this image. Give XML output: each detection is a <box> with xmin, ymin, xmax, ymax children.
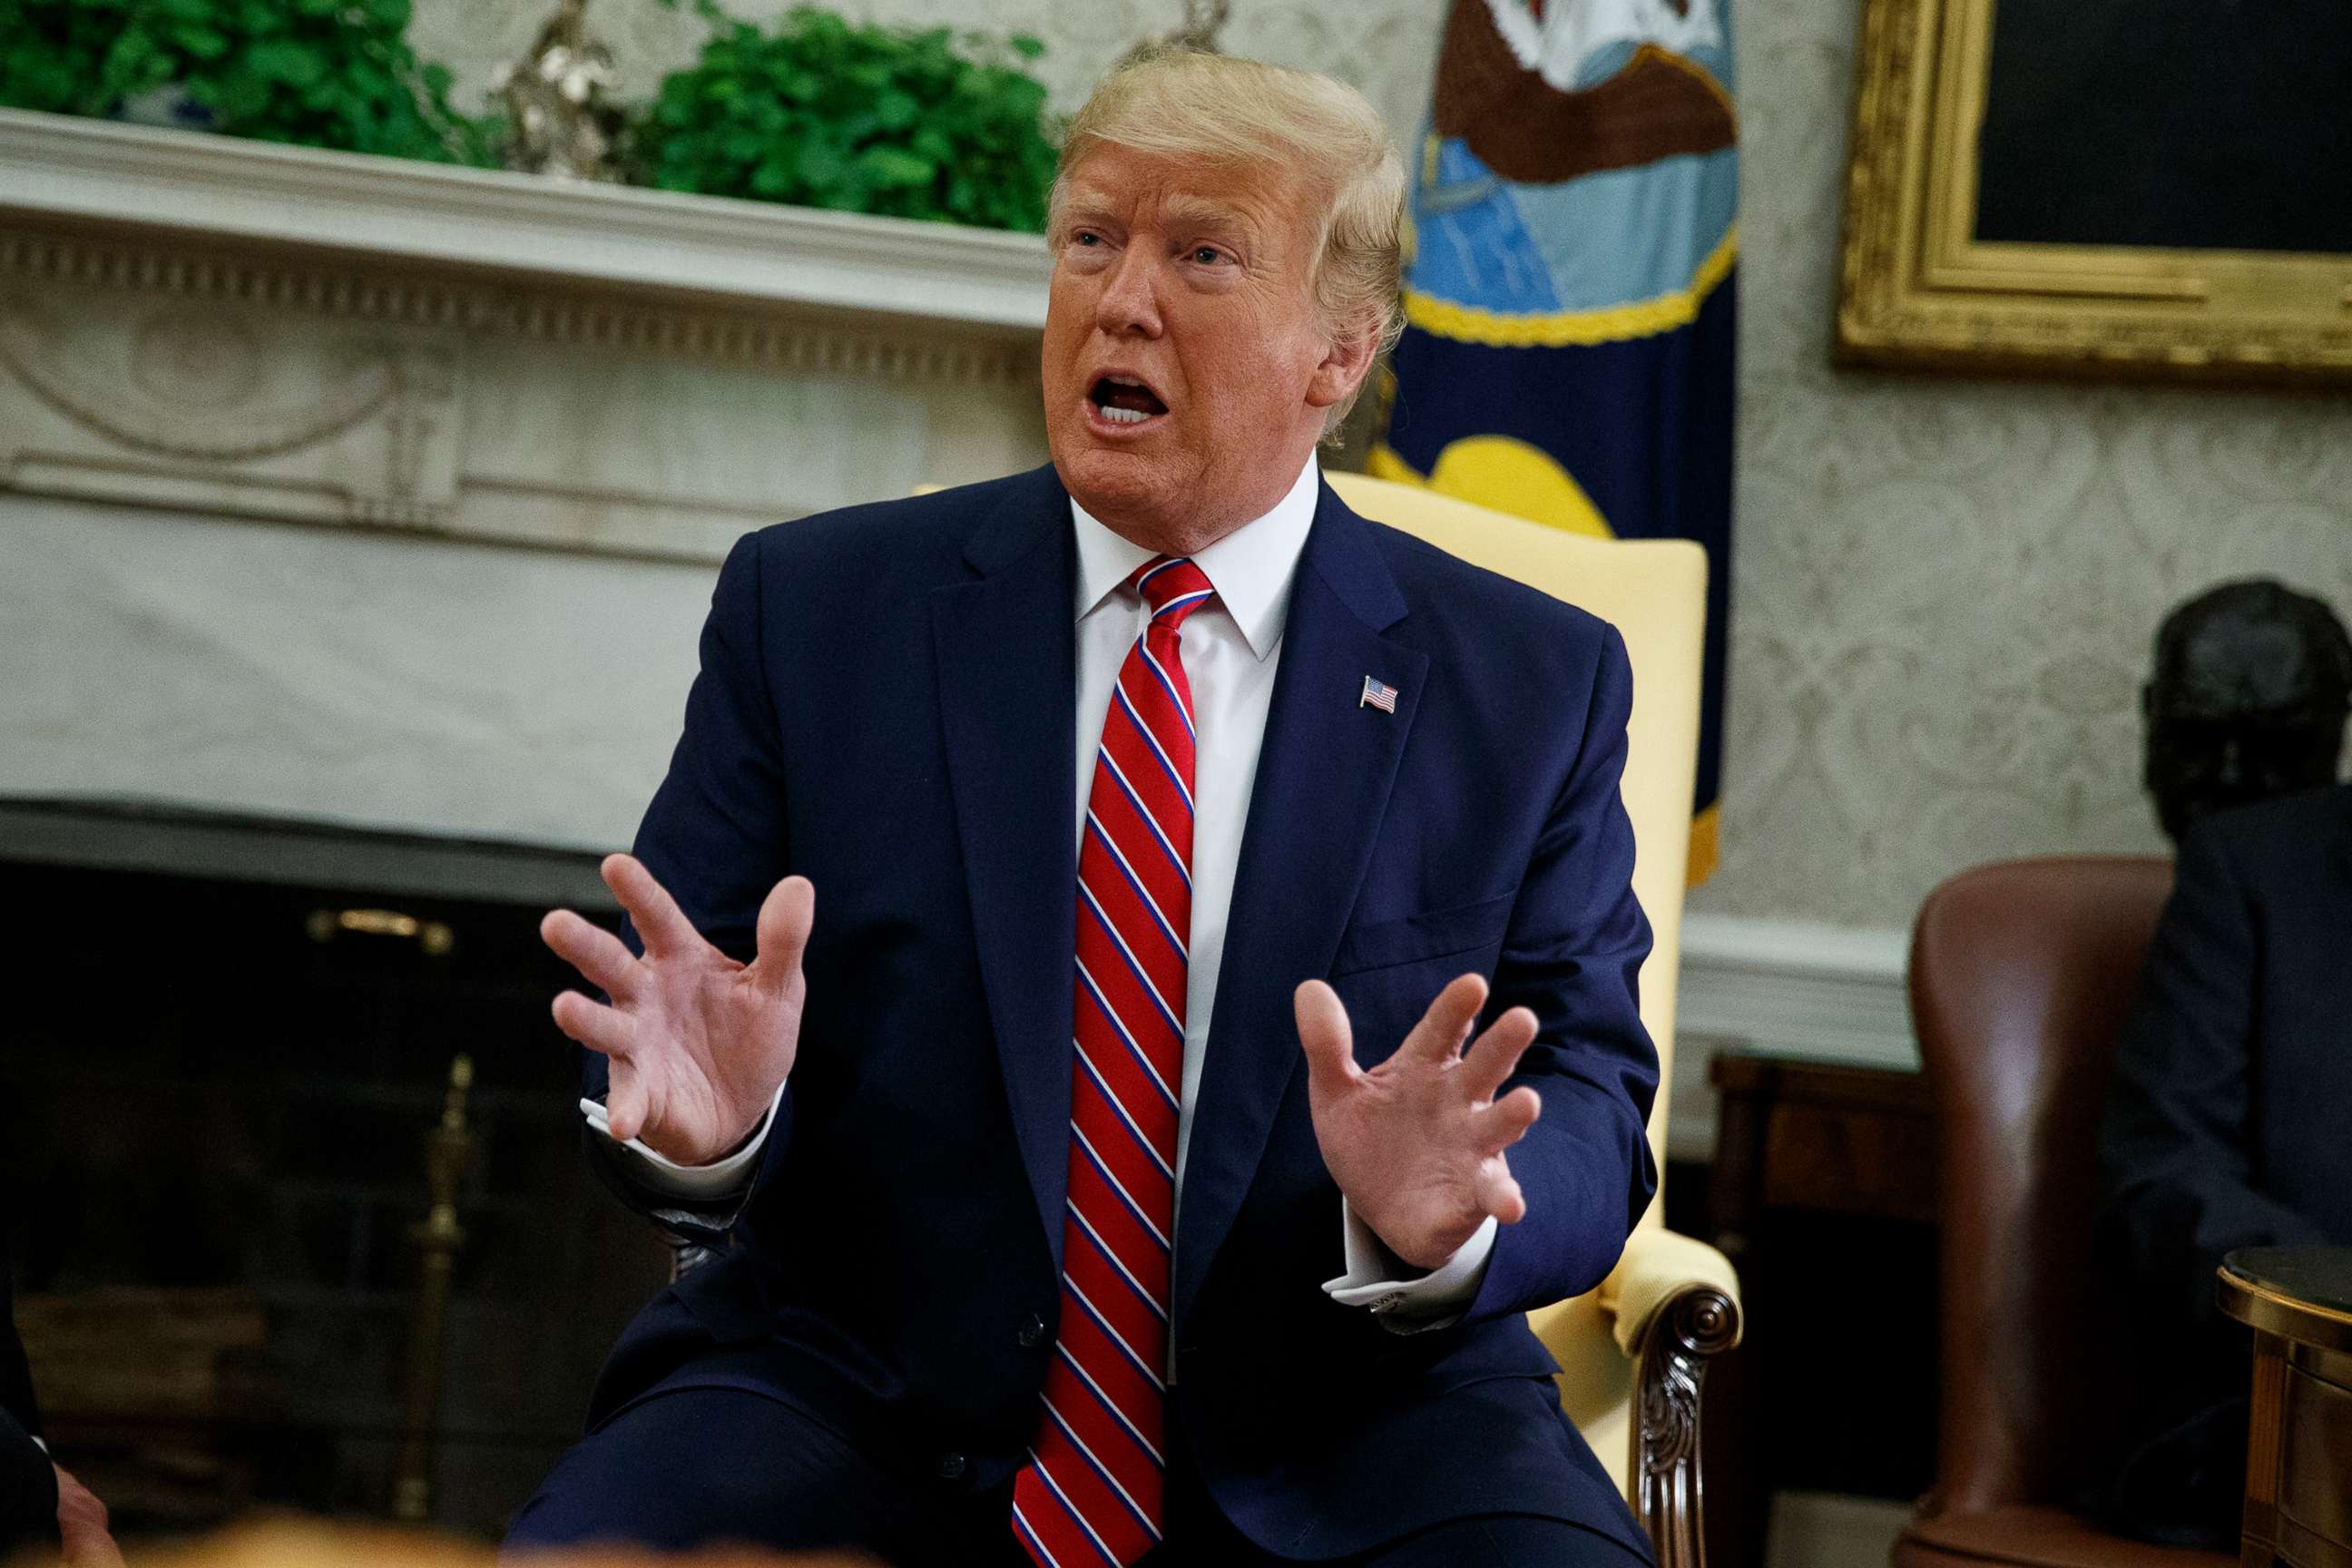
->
<box><xmin>1836</xmin><ymin>0</ymin><xmax>2352</xmax><ymax>385</ymax></box>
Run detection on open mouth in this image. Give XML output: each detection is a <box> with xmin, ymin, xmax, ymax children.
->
<box><xmin>1088</xmin><ymin>374</ymin><xmax>1170</xmax><ymax>426</ymax></box>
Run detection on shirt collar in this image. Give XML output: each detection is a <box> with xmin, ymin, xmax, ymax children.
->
<box><xmin>1070</xmin><ymin>455</ymin><xmax>1320</xmax><ymax>662</ymax></box>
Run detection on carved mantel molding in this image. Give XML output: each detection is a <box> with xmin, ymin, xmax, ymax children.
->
<box><xmin>0</xmin><ymin>108</ymin><xmax>1050</xmax><ymax>331</ymax></box>
<box><xmin>0</xmin><ymin>108</ymin><xmax>1054</xmax><ymax>561</ymax></box>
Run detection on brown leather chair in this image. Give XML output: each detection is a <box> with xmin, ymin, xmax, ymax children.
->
<box><xmin>1899</xmin><ymin>856</ymin><xmax>2232</xmax><ymax>1568</ymax></box>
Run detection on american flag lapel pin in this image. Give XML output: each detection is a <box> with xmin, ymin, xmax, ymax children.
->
<box><xmin>1359</xmin><ymin>675</ymin><xmax>1399</xmax><ymax>714</ymax></box>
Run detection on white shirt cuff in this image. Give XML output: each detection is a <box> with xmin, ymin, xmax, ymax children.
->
<box><xmin>1320</xmin><ymin>1206</ymin><xmax>1497</xmax><ymax>1334</ymax></box>
<box><xmin>580</xmin><ymin>1080</ymin><xmax>784</xmax><ymax>1200</ymax></box>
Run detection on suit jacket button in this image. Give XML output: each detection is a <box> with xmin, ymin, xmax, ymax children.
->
<box><xmin>1018</xmin><ymin>1313</ymin><xmax>1047</xmax><ymax>1348</ymax></box>
<box><xmin>936</xmin><ymin>1451</ymin><xmax>967</xmax><ymax>1481</ymax></box>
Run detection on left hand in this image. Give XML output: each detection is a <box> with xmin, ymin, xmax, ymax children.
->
<box><xmin>1295</xmin><ymin>972</ymin><xmax>1543</xmax><ymax>1269</ymax></box>
<box><xmin>53</xmin><ymin>1464</ymin><xmax>124</xmax><ymax>1568</ymax></box>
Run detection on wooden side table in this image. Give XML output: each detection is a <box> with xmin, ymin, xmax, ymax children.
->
<box><xmin>2218</xmin><ymin>1247</ymin><xmax>2352</xmax><ymax>1568</ymax></box>
<box><xmin>1705</xmin><ymin>1051</ymin><xmax>1938</xmax><ymax>1568</ymax></box>
<box><xmin>1709</xmin><ymin>1053</ymin><xmax>1938</xmax><ymax>1260</ymax></box>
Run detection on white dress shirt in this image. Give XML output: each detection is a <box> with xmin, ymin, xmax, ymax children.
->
<box><xmin>593</xmin><ymin>456</ymin><xmax>1493</xmax><ymax>1328</ymax></box>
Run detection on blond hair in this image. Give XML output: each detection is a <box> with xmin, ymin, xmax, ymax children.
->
<box><xmin>1052</xmin><ymin>47</ymin><xmax>1406</xmax><ymax>434</ymax></box>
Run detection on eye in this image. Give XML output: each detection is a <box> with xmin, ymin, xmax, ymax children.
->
<box><xmin>1191</xmin><ymin>246</ymin><xmax>1226</xmax><ymax>266</ymax></box>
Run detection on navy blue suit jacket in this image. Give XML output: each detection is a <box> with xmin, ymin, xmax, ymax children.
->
<box><xmin>584</xmin><ymin>465</ymin><xmax>1660</xmax><ymax>1559</ymax></box>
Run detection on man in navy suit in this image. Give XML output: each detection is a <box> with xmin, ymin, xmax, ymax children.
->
<box><xmin>510</xmin><ymin>48</ymin><xmax>1659</xmax><ymax>1567</ymax></box>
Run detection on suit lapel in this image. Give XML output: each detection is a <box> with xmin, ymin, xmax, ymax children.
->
<box><xmin>1174</xmin><ymin>482</ymin><xmax>1429</xmax><ymax>1328</ymax></box>
<box><xmin>930</xmin><ymin>467</ymin><xmax>1079</xmax><ymax>1259</ymax></box>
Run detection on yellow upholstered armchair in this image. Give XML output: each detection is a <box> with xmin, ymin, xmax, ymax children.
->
<box><xmin>1326</xmin><ymin>472</ymin><xmax>1743</xmax><ymax>1568</ymax></box>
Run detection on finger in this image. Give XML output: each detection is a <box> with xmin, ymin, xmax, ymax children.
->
<box><xmin>1467</xmin><ymin>1085</ymin><xmax>1543</xmax><ymax>1156</ymax></box>
<box><xmin>1475</xmin><ymin>1159</ymin><xmax>1527</xmax><ymax>1225</ymax></box>
<box><xmin>542</xmin><ymin>908</ymin><xmax>642</xmax><ymax>1003</ymax></box>
<box><xmin>552</xmin><ymin>989</ymin><xmax>637</xmax><ymax>1059</ymax></box>
<box><xmin>602</xmin><ymin>853</ymin><xmax>703</xmax><ymax>959</ymax></box>
<box><xmin>66</xmin><ymin>1529</ymin><xmax>127</xmax><ymax>1568</ymax></box>
<box><xmin>753</xmin><ymin>875</ymin><xmax>817</xmax><ymax>995</ymax></box>
<box><xmin>1457</xmin><ymin>1006</ymin><xmax>1539</xmax><ymax>1102</ymax></box>
<box><xmin>604</xmin><ymin>1061</ymin><xmax>651</xmax><ymax>1145</ymax></box>
<box><xmin>1293</xmin><ymin>980</ymin><xmax>1362</xmax><ymax>1097</ymax></box>
<box><xmin>1400</xmin><ymin>972</ymin><xmax>1489</xmax><ymax>1063</ymax></box>
<box><xmin>51</xmin><ymin>1469</ymin><xmax>123</xmax><ymax>1568</ymax></box>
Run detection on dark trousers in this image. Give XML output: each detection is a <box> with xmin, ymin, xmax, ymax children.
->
<box><xmin>507</xmin><ymin>1386</ymin><xmax>1648</xmax><ymax>1566</ymax></box>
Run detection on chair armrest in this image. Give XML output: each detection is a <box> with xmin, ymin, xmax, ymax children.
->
<box><xmin>1604</xmin><ymin>1227</ymin><xmax>1744</xmax><ymax>1358</ymax></box>
<box><xmin>1609</xmin><ymin>1228</ymin><xmax>1742</xmax><ymax>1568</ymax></box>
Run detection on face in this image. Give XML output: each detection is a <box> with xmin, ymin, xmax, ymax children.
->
<box><xmin>1042</xmin><ymin>142</ymin><xmax>1376</xmax><ymax>556</ymax></box>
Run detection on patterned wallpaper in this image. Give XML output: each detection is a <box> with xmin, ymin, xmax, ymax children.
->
<box><xmin>409</xmin><ymin>0</ymin><xmax>2352</xmax><ymax>930</ymax></box>
<box><xmin>1695</xmin><ymin>0</ymin><xmax>2352</xmax><ymax>928</ymax></box>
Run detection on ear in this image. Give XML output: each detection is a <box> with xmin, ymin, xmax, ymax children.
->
<box><xmin>1305</xmin><ymin>311</ymin><xmax>1381</xmax><ymax>411</ymax></box>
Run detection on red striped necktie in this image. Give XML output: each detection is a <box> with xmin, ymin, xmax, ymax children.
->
<box><xmin>1013</xmin><ymin>554</ymin><xmax>1215</xmax><ymax>1566</ymax></box>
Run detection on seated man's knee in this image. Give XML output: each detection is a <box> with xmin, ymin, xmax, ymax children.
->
<box><xmin>506</xmin><ymin>1387</ymin><xmax>889</xmax><ymax>1555</ymax></box>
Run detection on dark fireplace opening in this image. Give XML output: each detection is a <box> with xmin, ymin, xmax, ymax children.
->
<box><xmin>2</xmin><ymin>799</ymin><xmax>671</xmax><ymax>1542</ymax></box>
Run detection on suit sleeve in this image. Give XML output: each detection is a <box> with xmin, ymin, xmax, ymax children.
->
<box><xmin>0</xmin><ymin>1266</ymin><xmax>37</xmax><ymax>1443</ymax></box>
<box><xmin>2097</xmin><ymin>816</ymin><xmax>2328</xmax><ymax>1338</ymax></box>
<box><xmin>1464</xmin><ymin>624</ymin><xmax>1660</xmax><ymax>1322</ymax></box>
<box><xmin>0</xmin><ymin>1410</ymin><xmax>56</xmax><ymax>1558</ymax></box>
<box><xmin>1</xmin><ymin>1268</ymin><xmax>60</xmax><ymax>1555</ymax></box>
<box><xmin>581</xmin><ymin>529</ymin><xmax>796</xmax><ymax>1221</ymax></box>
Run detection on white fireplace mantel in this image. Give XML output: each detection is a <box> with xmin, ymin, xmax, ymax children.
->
<box><xmin>0</xmin><ymin>107</ymin><xmax>1054</xmax><ymax>562</ymax></box>
<box><xmin>0</xmin><ymin>107</ymin><xmax>1052</xmax><ymax>334</ymax></box>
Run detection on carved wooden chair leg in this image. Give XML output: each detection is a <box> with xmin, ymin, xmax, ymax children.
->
<box><xmin>1632</xmin><ymin>1285</ymin><xmax>1743</xmax><ymax>1568</ymax></box>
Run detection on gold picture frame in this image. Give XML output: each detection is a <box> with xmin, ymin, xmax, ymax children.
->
<box><xmin>1836</xmin><ymin>0</ymin><xmax>2352</xmax><ymax>385</ymax></box>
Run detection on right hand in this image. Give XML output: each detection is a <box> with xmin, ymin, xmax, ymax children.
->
<box><xmin>54</xmin><ymin>1465</ymin><xmax>124</xmax><ymax>1568</ymax></box>
<box><xmin>543</xmin><ymin>853</ymin><xmax>814</xmax><ymax>1166</ymax></box>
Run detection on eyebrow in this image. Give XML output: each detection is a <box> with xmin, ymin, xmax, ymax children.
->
<box><xmin>1055</xmin><ymin>190</ymin><xmax>1261</xmax><ymax>244</ymax></box>
<box><xmin>1161</xmin><ymin>197</ymin><xmax>1259</xmax><ymax>242</ymax></box>
<box><xmin>1055</xmin><ymin>194</ymin><xmax>1120</xmax><ymax>230</ymax></box>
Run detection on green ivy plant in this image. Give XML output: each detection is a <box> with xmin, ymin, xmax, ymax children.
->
<box><xmin>0</xmin><ymin>0</ymin><xmax>492</xmax><ymax>164</ymax></box>
<box><xmin>636</xmin><ymin>3</ymin><xmax>1060</xmax><ymax>233</ymax></box>
<box><xmin>0</xmin><ymin>0</ymin><xmax>121</xmax><ymax>115</ymax></box>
